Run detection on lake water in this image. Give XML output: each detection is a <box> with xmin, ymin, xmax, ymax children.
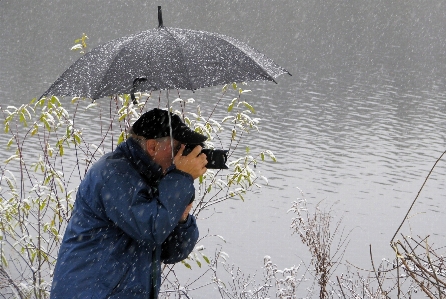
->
<box><xmin>1</xmin><ymin>0</ymin><xmax>446</xmax><ymax>297</ymax></box>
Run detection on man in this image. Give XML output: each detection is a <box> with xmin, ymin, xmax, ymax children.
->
<box><xmin>50</xmin><ymin>108</ymin><xmax>208</xmax><ymax>299</ymax></box>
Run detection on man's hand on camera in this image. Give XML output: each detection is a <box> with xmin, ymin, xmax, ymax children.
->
<box><xmin>174</xmin><ymin>145</ymin><xmax>207</xmax><ymax>179</ymax></box>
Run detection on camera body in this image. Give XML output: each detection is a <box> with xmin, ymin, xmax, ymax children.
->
<box><xmin>183</xmin><ymin>143</ymin><xmax>228</xmax><ymax>169</ymax></box>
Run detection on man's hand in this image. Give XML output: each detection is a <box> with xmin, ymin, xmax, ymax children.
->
<box><xmin>174</xmin><ymin>145</ymin><xmax>207</xmax><ymax>179</ymax></box>
<box><xmin>179</xmin><ymin>203</ymin><xmax>193</xmax><ymax>223</ymax></box>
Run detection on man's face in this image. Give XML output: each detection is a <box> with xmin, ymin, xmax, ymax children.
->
<box><xmin>151</xmin><ymin>137</ymin><xmax>181</xmax><ymax>172</ymax></box>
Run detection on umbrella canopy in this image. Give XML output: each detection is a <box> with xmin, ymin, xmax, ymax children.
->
<box><xmin>42</xmin><ymin>7</ymin><xmax>291</xmax><ymax>100</ymax></box>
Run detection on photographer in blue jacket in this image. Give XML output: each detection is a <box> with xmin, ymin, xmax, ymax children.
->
<box><xmin>50</xmin><ymin>108</ymin><xmax>208</xmax><ymax>299</ymax></box>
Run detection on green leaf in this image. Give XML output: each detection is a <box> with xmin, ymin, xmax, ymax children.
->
<box><xmin>228</xmin><ymin>98</ymin><xmax>237</xmax><ymax>112</ymax></box>
<box><xmin>231</xmin><ymin>129</ymin><xmax>236</xmax><ymax>140</ymax></box>
<box><xmin>19</xmin><ymin>111</ymin><xmax>27</xmax><ymax>125</ymax></box>
<box><xmin>5</xmin><ymin>154</ymin><xmax>19</xmax><ymax>163</ymax></box>
<box><xmin>30</xmin><ymin>251</ymin><xmax>36</xmax><ymax>264</ymax></box>
<box><xmin>216</xmin><ymin>235</ymin><xmax>226</xmax><ymax>243</ymax></box>
<box><xmin>2</xmin><ymin>253</ymin><xmax>8</xmax><ymax>267</ymax></box>
<box><xmin>38</xmin><ymin>98</ymin><xmax>46</xmax><ymax>107</ymax></box>
<box><xmin>123</xmin><ymin>94</ymin><xmax>130</xmax><ymax>106</ymax></box>
<box><xmin>86</xmin><ymin>103</ymin><xmax>97</xmax><ymax>110</ymax></box>
<box><xmin>243</xmin><ymin>102</ymin><xmax>255</xmax><ymax>113</ymax></box>
<box><xmin>73</xmin><ymin>133</ymin><xmax>81</xmax><ymax>145</ymax></box>
<box><xmin>202</xmin><ymin>255</ymin><xmax>210</xmax><ymax>264</ymax></box>
<box><xmin>118</xmin><ymin>113</ymin><xmax>127</xmax><ymax>121</ymax></box>
<box><xmin>31</xmin><ymin>124</ymin><xmax>38</xmax><ymax>136</ymax></box>
<box><xmin>117</xmin><ymin>131</ymin><xmax>125</xmax><ymax>145</ymax></box>
<box><xmin>71</xmin><ymin>44</ymin><xmax>83</xmax><ymax>51</ymax></box>
<box><xmin>59</xmin><ymin>144</ymin><xmax>64</xmax><ymax>156</ymax></box>
<box><xmin>222</xmin><ymin>116</ymin><xmax>234</xmax><ymax>123</ymax></box>
<box><xmin>51</xmin><ymin>227</ymin><xmax>59</xmax><ymax>238</ymax></box>
<box><xmin>42</xmin><ymin>117</ymin><xmax>51</xmax><ymax>131</ymax></box>
<box><xmin>232</xmin><ymin>82</ymin><xmax>237</xmax><ymax>90</ymax></box>
<box><xmin>260</xmin><ymin>152</ymin><xmax>265</xmax><ymax>161</ymax></box>
<box><xmin>51</xmin><ymin>96</ymin><xmax>61</xmax><ymax>107</ymax></box>
<box><xmin>196</xmin><ymin>260</ymin><xmax>202</xmax><ymax>268</ymax></box>
<box><xmin>182</xmin><ymin>261</ymin><xmax>192</xmax><ymax>270</ymax></box>
<box><xmin>6</xmin><ymin>137</ymin><xmax>14</xmax><ymax>149</ymax></box>
<box><xmin>265</xmin><ymin>150</ymin><xmax>277</xmax><ymax>162</ymax></box>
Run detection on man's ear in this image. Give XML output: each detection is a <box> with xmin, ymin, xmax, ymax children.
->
<box><xmin>145</xmin><ymin>139</ymin><xmax>157</xmax><ymax>157</ymax></box>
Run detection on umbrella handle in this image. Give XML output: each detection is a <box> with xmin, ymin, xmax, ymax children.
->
<box><xmin>130</xmin><ymin>78</ymin><xmax>148</xmax><ymax>104</ymax></box>
<box><xmin>158</xmin><ymin>6</ymin><xmax>163</xmax><ymax>28</ymax></box>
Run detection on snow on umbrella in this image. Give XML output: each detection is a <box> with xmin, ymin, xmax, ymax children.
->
<box><xmin>42</xmin><ymin>6</ymin><xmax>291</xmax><ymax>100</ymax></box>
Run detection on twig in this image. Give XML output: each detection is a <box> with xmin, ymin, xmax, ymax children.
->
<box><xmin>336</xmin><ymin>276</ymin><xmax>346</xmax><ymax>299</ymax></box>
<box><xmin>369</xmin><ymin>244</ymin><xmax>390</xmax><ymax>299</ymax></box>
<box><xmin>398</xmin><ymin>254</ymin><xmax>435</xmax><ymax>299</ymax></box>
<box><xmin>0</xmin><ymin>266</ymin><xmax>25</xmax><ymax>299</ymax></box>
<box><xmin>425</xmin><ymin>241</ymin><xmax>444</xmax><ymax>299</ymax></box>
<box><xmin>398</xmin><ymin>237</ymin><xmax>446</xmax><ymax>288</ymax></box>
<box><xmin>390</xmin><ymin>149</ymin><xmax>446</xmax><ymax>244</ymax></box>
<box><xmin>406</xmin><ymin>253</ymin><xmax>446</xmax><ymax>287</ymax></box>
<box><xmin>396</xmin><ymin>254</ymin><xmax>401</xmax><ymax>299</ymax></box>
<box><xmin>344</xmin><ymin>260</ymin><xmax>396</xmax><ymax>273</ymax></box>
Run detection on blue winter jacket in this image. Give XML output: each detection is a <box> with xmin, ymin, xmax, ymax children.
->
<box><xmin>50</xmin><ymin>138</ymin><xmax>199</xmax><ymax>299</ymax></box>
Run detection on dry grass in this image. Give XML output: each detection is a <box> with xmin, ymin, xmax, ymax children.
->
<box><xmin>288</xmin><ymin>191</ymin><xmax>351</xmax><ymax>299</ymax></box>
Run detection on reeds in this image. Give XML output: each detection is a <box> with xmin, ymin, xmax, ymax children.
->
<box><xmin>288</xmin><ymin>192</ymin><xmax>351</xmax><ymax>299</ymax></box>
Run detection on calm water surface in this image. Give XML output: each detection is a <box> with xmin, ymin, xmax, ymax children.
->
<box><xmin>1</xmin><ymin>0</ymin><xmax>446</xmax><ymax>295</ymax></box>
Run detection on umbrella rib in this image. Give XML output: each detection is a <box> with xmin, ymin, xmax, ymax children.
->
<box><xmin>94</xmin><ymin>31</ymin><xmax>148</xmax><ymax>98</ymax></box>
<box><xmin>213</xmin><ymin>32</ymin><xmax>290</xmax><ymax>83</ymax></box>
<box><xmin>162</xmin><ymin>28</ymin><xmax>195</xmax><ymax>90</ymax></box>
<box><xmin>94</xmin><ymin>42</ymin><xmax>133</xmax><ymax>98</ymax></box>
<box><xmin>218</xmin><ymin>36</ymin><xmax>275</xmax><ymax>83</ymax></box>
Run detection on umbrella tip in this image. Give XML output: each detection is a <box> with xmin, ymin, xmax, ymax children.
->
<box><xmin>158</xmin><ymin>6</ymin><xmax>163</xmax><ymax>28</ymax></box>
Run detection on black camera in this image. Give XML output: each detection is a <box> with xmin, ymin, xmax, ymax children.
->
<box><xmin>183</xmin><ymin>143</ymin><xmax>228</xmax><ymax>169</ymax></box>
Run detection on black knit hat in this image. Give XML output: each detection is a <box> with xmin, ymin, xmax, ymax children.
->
<box><xmin>132</xmin><ymin>108</ymin><xmax>207</xmax><ymax>144</ymax></box>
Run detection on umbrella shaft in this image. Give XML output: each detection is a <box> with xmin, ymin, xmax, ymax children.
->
<box><xmin>166</xmin><ymin>90</ymin><xmax>175</xmax><ymax>163</ymax></box>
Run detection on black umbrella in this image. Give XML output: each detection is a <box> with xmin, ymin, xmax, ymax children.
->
<box><xmin>42</xmin><ymin>6</ymin><xmax>291</xmax><ymax>100</ymax></box>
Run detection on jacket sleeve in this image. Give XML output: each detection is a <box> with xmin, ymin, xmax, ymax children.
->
<box><xmin>99</xmin><ymin>168</ymin><xmax>195</xmax><ymax>246</ymax></box>
<box><xmin>161</xmin><ymin>214</ymin><xmax>199</xmax><ymax>264</ymax></box>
